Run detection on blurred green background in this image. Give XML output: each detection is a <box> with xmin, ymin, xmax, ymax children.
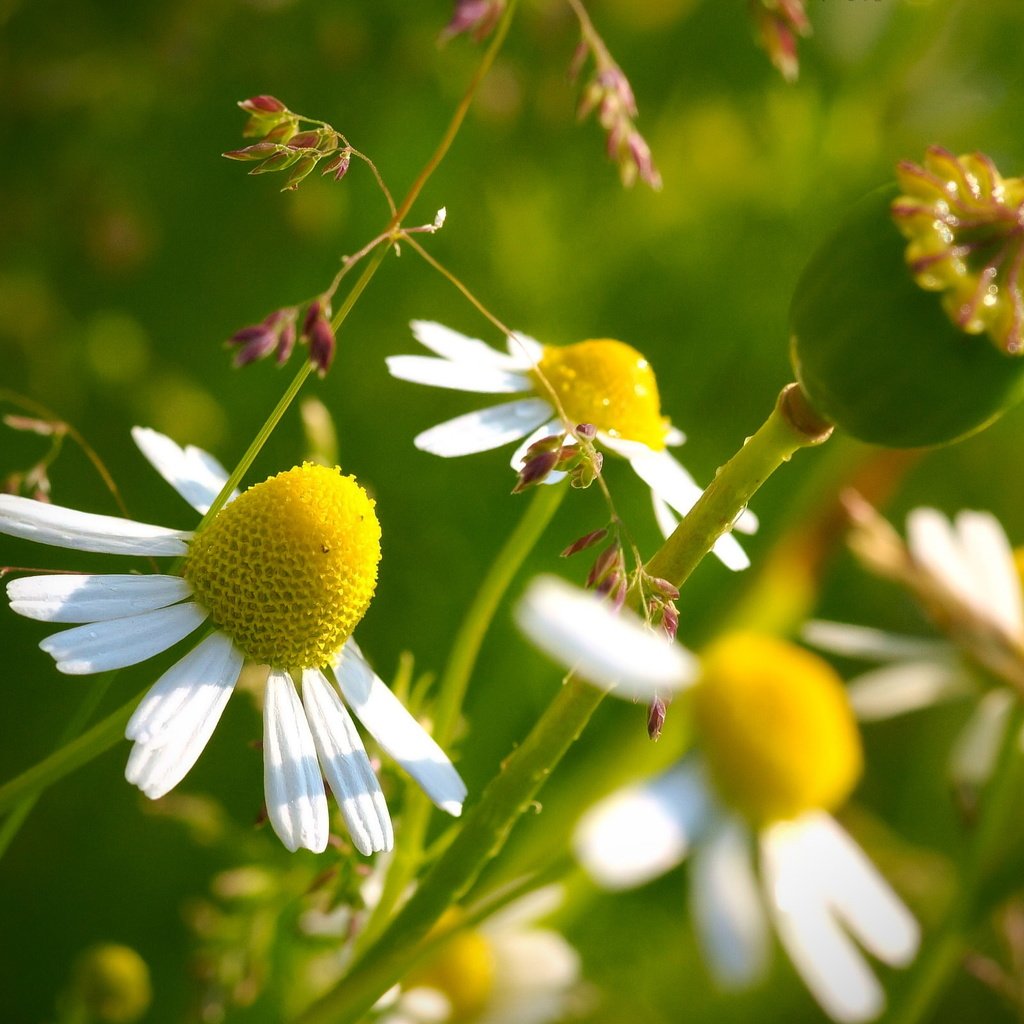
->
<box><xmin>3</xmin><ymin>0</ymin><xmax>1024</xmax><ymax>1021</ymax></box>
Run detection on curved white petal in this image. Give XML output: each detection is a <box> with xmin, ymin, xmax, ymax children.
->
<box><xmin>126</xmin><ymin>630</ymin><xmax>243</xmax><ymax>745</ymax></box>
<box><xmin>803</xmin><ymin>621</ymin><xmax>951</xmax><ymax>663</ymax></box>
<box><xmin>954</xmin><ymin>510</ymin><xmax>1024</xmax><ymax>640</ymax></box>
<box><xmin>665</xmin><ymin>425</ymin><xmax>687</xmax><ymax>446</ymax></box>
<box><xmin>0</xmin><ymin>494</ymin><xmax>190</xmax><ymax>556</ymax></box>
<box><xmin>847</xmin><ymin>660</ymin><xmax>973</xmax><ymax>721</ymax></box>
<box><xmin>263</xmin><ymin>671</ymin><xmax>329</xmax><ymax>853</ymax></box>
<box><xmin>302</xmin><ymin>669</ymin><xmax>394</xmax><ymax>856</ymax></box>
<box><xmin>506</xmin><ymin>331</ymin><xmax>544</xmax><ymax>367</ymax></box>
<box><xmin>7</xmin><ymin>573</ymin><xmax>192</xmax><ymax>623</ymax></box>
<box><xmin>761</xmin><ymin>816</ymin><xmax>887</xmax><ymax>1023</ymax></box>
<box><xmin>574</xmin><ymin>762</ymin><xmax>711</xmax><ymax>889</ymax></box>
<box><xmin>124</xmin><ymin>632</ymin><xmax>243</xmax><ymax>798</ymax></box>
<box><xmin>515</xmin><ymin>575</ymin><xmax>696</xmax><ymax>699</ymax></box>
<box><xmin>131</xmin><ymin>427</ymin><xmax>235</xmax><ymax>514</ymax></box>
<box><xmin>949</xmin><ymin>689</ymin><xmax>1014</xmax><ymax>790</ymax></box>
<box><xmin>690</xmin><ymin>817</ymin><xmax>769</xmax><ymax>987</ymax></box>
<box><xmin>386</xmin><ymin>355</ymin><xmax>531</xmax><ymax>394</ymax></box>
<box><xmin>414</xmin><ymin>399</ymin><xmax>553</xmax><ymax>458</ymax></box>
<box><xmin>333</xmin><ymin>643</ymin><xmax>467</xmax><ymax>815</ymax></box>
<box><xmin>411</xmin><ymin>320</ymin><xmax>533</xmax><ymax>370</ymax></box>
<box><xmin>907</xmin><ymin>508</ymin><xmax>980</xmax><ymax>608</ymax></box>
<box><xmin>39</xmin><ymin>602</ymin><xmax>208</xmax><ymax>674</ymax></box>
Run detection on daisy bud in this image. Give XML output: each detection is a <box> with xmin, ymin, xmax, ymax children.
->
<box><xmin>586</xmin><ymin>542</ymin><xmax>624</xmax><ymax>590</ymax></box>
<box><xmin>790</xmin><ymin>148</ymin><xmax>1024</xmax><ymax>447</ymax></box>
<box><xmin>321</xmin><ymin>151</ymin><xmax>351</xmax><ymax>181</ymax></box>
<box><xmin>239</xmin><ymin>95</ymin><xmax>286</xmax><ymax>114</ymax></box>
<box><xmin>574</xmin><ymin>422</ymin><xmax>597</xmax><ymax>440</ymax></box>
<box><xmin>307</xmin><ymin>318</ymin><xmax>336</xmax><ymax>376</ymax></box>
<box><xmin>560</xmin><ymin>527</ymin><xmax>609</xmax><ymax>558</ymax></box>
<box><xmin>251</xmin><ymin>150</ymin><xmax>302</xmax><ymax>175</ymax></box>
<box><xmin>283</xmin><ymin>155</ymin><xmax>319</xmax><ymax>191</ymax></box>
<box><xmin>512</xmin><ymin>449</ymin><xmax>560</xmax><ymax>493</ymax></box>
<box><xmin>288</xmin><ymin>130</ymin><xmax>321</xmax><ymax>150</ymax></box>
<box><xmin>660</xmin><ymin>603</ymin><xmax>679</xmax><ymax>641</ymax></box>
<box><xmin>275</xmin><ymin>318</ymin><xmax>297</xmax><ymax>364</ymax></box>
<box><xmin>222</xmin><ymin>142</ymin><xmax>279</xmax><ymax>161</ymax></box>
<box><xmin>232</xmin><ymin>327</ymin><xmax>277</xmax><ymax>367</ymax></box>
<box><xmin>647</xmin><ymin>696</ymin><xmax>667</xmax><ymax>740</ymax></box>
<box><xmin>440</xmin><ymin>0</ymin><xmax>505</xmax><ymax>42</ymax></box>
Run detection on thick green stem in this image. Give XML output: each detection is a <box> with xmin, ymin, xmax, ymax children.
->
<box><xmin>645</xmin><ymin>383</ymin><xmax>833</xmax><ymax>588</ymax></box>
<box><xmin>296</xmin><ymin>676</ymin><xmax>605</xmax><ymax>1024</ymax></box>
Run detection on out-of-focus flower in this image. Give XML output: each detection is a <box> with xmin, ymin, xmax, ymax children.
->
<box><xmin>1</xmin><ymin>428</ymin><xmax>465</xmax><ymax>854</ymax></box>
<box><xmin>388</xmin><ymin>322</ymin><xmax>757</xmax><ymax>570</ymax></box>
<box><xmin>749</xmin><ymin>0</ymin><xmax>811</xmax><ymax>83</ymax></box>
<box><xmin>67</xmin><ymin>944</ymin><xmax>152</xmax><ymax>1024</ymax></box>
<box><xmin>573</xmin><ymin>632</ymin><xmax>919</xmax><ymax>1023</ymax></box>
<box><xmin>440</xmin><ymin>0</ymin><xmax>506</xmax><ymax>43</ymax></box>
<box><xmin>375</xmin><ymin>888</ymin><xmax>582</xmax><ymax>1024</ymax></box>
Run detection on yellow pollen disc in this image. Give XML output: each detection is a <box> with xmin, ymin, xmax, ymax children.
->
<box><xmin>691</xmin><ymin>632</ymin><xmax>863</xmax><ymax>826</ymax></box>
<box><xmin>184</xmin><ymin>464</ymin><xmax>381</xmax><ymax>669</ymax></box>
<box><xmin>1014</xmin><ymin>547</ymin><xmax>1024</xmax><ymax>591</ymax></box>
<box><xmin>407</xmin><ymin>909</ymin><xmax>496</xmax><ymax>1021</ymax></box>
<box><xmin>531</xmin><ymin>338</ymin><xmax>672</xmax><ymax>450</ymax></box>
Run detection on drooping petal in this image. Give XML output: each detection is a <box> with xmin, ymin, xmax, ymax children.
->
<box><xmin>515</xmin><ymin>575</ymin><xmax>696</xmax><ymax>699</ymax></box>
<box><xmin>0</xmin><ymin>494</ymin><xmax>191</xmax><ymax>556</ymax></box>
<box><xmin>411</xmin><ymin>320</ymin><xmax>534</xmax><ymax>370</ymax></box>
<box><xmin>949</xmin><ymin>689</ymin><xmax>1015</xmax><ymax>789</ymax></box>
<box><xmin>803</xmin><ymin>620</ymin><xmax>952</xmax><ymax>663</ymax></box>
<box><xmin>333</xmin><ymin>643</ymin><xmax>467</xmax><ymax>816</ymax></box>
<box><xmin>131</xmin><ymin>427</ymin><xmax>235</xmax><ymax>514</ymax></box>
<box><xmin>689</xmin><ymin>816</ymin><xmax>769</xmax><ymax>987</ymax></box>
<box><xmin>302</xmin><ymin>669</ymin><xmax>394</xmax><ymax>855</ymax></box>
<box><xmin>124</xmin><ymin>632</ymin><xmax>243</xmax><ymax>797</ymax></box>
<box><xmin>761</xmin><ymin>816</ymin><xmax>887</xmax><ymax>1023</ymax></box>
<box><xmin>413</xmin><ymin>398</ymin><xmax>554</xmax><ymax>457</ymax></box>
<box><xmin>846</xmin><ymin>660</ymin><xmax>973</xmax><ymax>721</ymax></box>
<box><xmin>574</xmin><ymin>762</ymin><xmax>711</xmax><ymax>889</ymax></box>
<box><xmin>7</xmin><ymin>573</ymin><xmax>192</xmax><ymax>623</ymax></box>
<box><xmin>263</xmin><ymin>670</ymin><xmax>329</xmax><ymax>853</ymax></box>
<box><xmin>386</xmin><ymin>355</ymin><xmax>532</xmax><ymax>394</ymax></box>
<box><xmin>954</xmin><ymin>510</ymin><xmax>1024</xmax><ymax>640</ymax></box>
<box><xmin>38</xmin><ymin>602</ymin><xmax>208</xmax><ymax>674</ymax></box>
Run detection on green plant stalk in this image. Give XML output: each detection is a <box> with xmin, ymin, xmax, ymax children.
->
<box><xmin>356</xmin><ymin>483</ymin><xmax>566</xmax><ymax>953</ymax></box>
<box><xmin>884</xmin><ymin>699</ymin><xmax>1024</xmax><ymax>1024</ymax></box>
<box><xmin>295</xmin><ymin>385</ymin><xmax>830</xmax><ymax>1024</ymax></box>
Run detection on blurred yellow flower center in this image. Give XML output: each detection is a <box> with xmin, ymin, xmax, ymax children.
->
<box><xmin>691</xmin><ymin>632</ymin><xmax>863</xmax><ymax>826</ymax></box>
<box><xmin>531</xmin><ymin>339</ymin><xmax>671</xmax><ymax>450</ymax></box>
<box><xmin>407</xmin><ymin>909</ymin><xmax>495</xmax><ymax>1021</ymax></box>
<box><xmin>1014</xmin><ymin>547</ymin><xmax>1024</xmax><ymax>590</ymax></box>
<box><xmin>184</xmin><ymin>464</ymin><xmax>381</xmax><ymax>669</ymax></box>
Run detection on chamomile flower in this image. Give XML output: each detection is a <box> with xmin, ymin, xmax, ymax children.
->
<box><xmin>1</xmin><ymin>428</ymin><xmax>466</xmax><ymax>855</ymax></box>
<box><xmin>514</xmin><ymin>582</ymin><xmax>918</xmax><ymax>1023</ymax></box>
<box><xmin>806</xmin><ymin>507</ymin><xmax>1024</xmax><ymax>790</ymax></box>
<box><xmin>387</xmin><ymin>322</ymin><xmax>757</xmax><ymax>570</ymax></box>
<box><xmin>375</xmin><ymin>888</ymin><xmax>582</xmax><ymax>1024</ymax></box>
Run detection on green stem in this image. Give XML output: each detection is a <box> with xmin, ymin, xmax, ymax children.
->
<box><xmin>356</xmin><ymin>483</ymin><xmax>566</xmax><ymax>953</ymax></box>
<box><xmin>295</xmin><ymin>676</ymin><xmax>606</xmax><ymax>1024</ymax></box>
<box><xmin>884</xmin><ymin>700</ymin><xmax>1024</xmax><ymax>1024</ymax></box>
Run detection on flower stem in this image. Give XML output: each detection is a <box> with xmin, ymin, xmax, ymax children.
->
<box><xmin>295</xmin><ymin>675</ymin><xmax>606</xmax><ymax>1024</ymax></box>
<box><xmin>355</xmin><ymin>482</ymin><xmax>566</xmax><ymax>953</ymax></box>
<box><xmin>884</xmin><ymin>700</ymin><xmax>1024</xmax><ymax>1024</ymax></box>
<box><xmin>645</xmin><ymin>383</ymin><xmax>833</xmax><ymax>589</ymax></box>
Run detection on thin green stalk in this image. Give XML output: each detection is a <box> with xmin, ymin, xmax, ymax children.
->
<box><xmin>884</xmin><ymin>700</ymin><xmax>1024</xmax><ymax>1024</ymax></box>
<box><xmin>356</xmin><ymin>483</ymin><xmax>566</xmax><ymax>953</ymax></box>
<box><xmin>296</xmin><ymin>676</ymin><xmax>606</xmax><ymax>1024</ymax></box>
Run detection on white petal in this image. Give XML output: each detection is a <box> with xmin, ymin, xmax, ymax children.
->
<box><xmin>574</xmin><ymin>763</ymin><xmax>711</xmax><ymax>889</ymax></box>
<box><xmin>847</xmin><ymin>659</ymin><xmax>973</xmax><ymax>721</ymax></box>
<box><xmin>803</xmin><ymin>621</ymin><xmax>951</xmax><ymax>663</ymax></box>
<box><xmin>385</xmin><ymin>355</ymin><xmax>532</xmax><ymax>394</ymax></box>
<box><xmin>665</xmin><ymin>425</ymin><xmax>686</xmax><ymax>446</ymax></box>
<box><xmin>949</xmin><ymin>689</ymin><xmax>1014</xmax><ymax>789</ymax></box>
<box><xmin>124</xmin><ymin>632</ymin><xmax>243</xmax><ymax>797</ymax></box>
<box><xmin>907</xmin><ymin>508</ymin><xmax>980</xmax><ymax>611</ymax></box>
<box><xmin>302</xmin><ymin>669</ymin><xmax>394</xmax><ymax>855</ymax></box>
<box><xmin>414</xmin><ymin>399</ymin><xmax>553</xmax><ymax>457</ymax></box>
<box><xmin>131</xmin><ymin>426</ymin><xmax>235</xmax><ymax>514</ymax></box>
<box><xmin>0</xmin><ymin>494</ymin><xmax>191</xmax><ymax>556</ymax></box>
<box><xmin>953</xmin><ymin>510</ymin><xmax>1024</xmax><ymax>640</ymax></box>
<box><xmin>7</xmin><ymin>573</ymin><xmax>192</xmax><ymax>623</ymax></box>
<box><xmin>652</xmin><ymin>492</ymin><xmax>679</xmax><ymax>538</ymax></box>
<box><xmin>411</xmin><ymin>320</ymin><xmax>532</xmax><ymax>370</ymax></box>
<box><xmin>690</xmin><ymin>817</ymin><xmax>769</xmax><ymax>987</ymax></box>
<box><xmin>761</xmin><ymin>817</ymin><xmax>886</xmax><ymax>1023</ymax></box>
<box><xmin>39</xmin><ymin>602</ymin><xmax>208</xmax><ymax>674</ymax></box>
<box><xmin>515</xmin><ymin>575</ymin><xmax>696</xmax><ymax>699</ymax></box>
<box><xmin>507</xmin><ymin>331</ymin><xmax>544</xmax><ymax>366</ymax></box>
<box><xmin>126</xmin><ymin>630</ymin><xmax>243</xmax><ymax>745</ymax></box>
<box><xmin>334</xmin><ymin>643</ymin><xmax>467</xmax><ymax>815</ymax></box>
<box><xmin>485</xmin><ymin>929</ymin><xmax>581</xmax><ymax>1024</ymax></box>
<box><xmin>807</xmin><ymin>814</ymin><xmax>920</xmax><ymax>967</ymax></box>
<box><xmin>263</xmin><ymin>671</ymin><xmax>329</xmax><ymax>853</ymax></box>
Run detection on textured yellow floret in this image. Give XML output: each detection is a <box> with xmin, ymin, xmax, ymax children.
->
<box><xmin>407</xmin><ymin>909</ymin><xmax>496</xmax><ymax>1021</ymax></box>
<box><xmin>531</xmin><ymin>339</ymin><xmax>671</xmax><ymax>450</ymax></box>
<box><xmin>692</xmin><ymin>632</ymin><xmax>863</xmax><ymax>826</ymax></box>
<box><xmin>184</xmin><ymin>464</ymin><xmax>381</xmax><ymax>669</ymax></box>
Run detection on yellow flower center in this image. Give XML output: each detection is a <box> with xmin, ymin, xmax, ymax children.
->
<box><xmin>691</xmin><ymin>632</ymin><xmax>863</xmax><ymax>826</ymax></box>
<box><xmin>1014</xmin><ymin>547</ymin><xmax>1024</xmax><ymax>590</ymax></box>
<box><xmin>183</xmin><ymin>464</ymin><xmax>381</xmax><ymax>669</ymax></box>
<box><xmin>407</xmin><ymin>909</ymin><xmax>496</xmax><ymax>1021</ymax></box>
<box><xmin>531</xmin><ymin>339</ymin><xmax>671</xmax><ymax>450</ymax></box>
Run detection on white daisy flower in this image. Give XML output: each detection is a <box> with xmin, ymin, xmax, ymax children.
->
<box><xmin>531</xmin><ymin>614</ymin><xmax>919</xmax><ymax>1022</ymax></box>
<box><xmin>806</xmin><ymin>507</ymin><xmax>1024</xmax><ymax>790</ymax></box>
<box><xmin>387</xmin><ymin>321</ymin><xmax>758</xmax><ymax>570</ymax></box>
<box><xmin>374</xmin><ymin>887</ymin><xmax>582</xmax><ymax>1024</ymax></box>
<box><xmin>1</xmin><ymin>427</ymin><xmax>466</xmax><ymax>855</ymax></box>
